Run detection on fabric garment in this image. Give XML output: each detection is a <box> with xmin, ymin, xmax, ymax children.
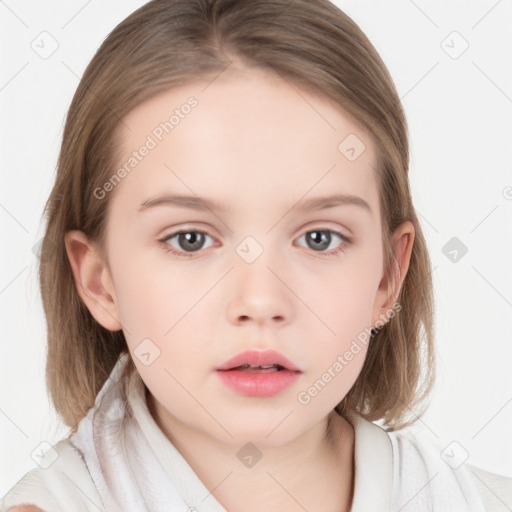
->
<box><xmin>2</xmin><ymin>352</ymin><xmax>511</xmax><ymax>512</ymax></box>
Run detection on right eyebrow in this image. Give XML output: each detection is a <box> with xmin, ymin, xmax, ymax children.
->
<box><xmin>137</xmin><ymin>194</ymin><xmax>230</xmax><ymax>213</ymax></box>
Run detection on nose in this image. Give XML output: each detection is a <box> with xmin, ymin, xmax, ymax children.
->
<box><xmin>226</xmin><ymin>247</ymin><xmax>294</xmax><ymax>328</ymax></box>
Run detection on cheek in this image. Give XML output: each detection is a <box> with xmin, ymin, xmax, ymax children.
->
<box><xmin>303</xmin><ymin>250</ymin><xmax>381</xmax><ymax>330</ymax></box>
<box><xmin>298</xmin><ymin>250</ymin><xmax>380</xmax><ymax>382</ymax></box>
<box><xmin>315</xmin><ymin>287</ymin><xmax>373</xmax><ymax>376</ymax></box>
<box><xmin>302</xmin><ymin>295</ymin><xmax>372</xmax><ymax>411</ymax></box>
<box><xmin>111</xmin><ymin>254</ymin><xmax>214</xmax><ymax>371</ymax></box>
<box><xmin>110</xmin><ymin>238</ymin><xmax>187</xmax><ymax>324</ymax></box>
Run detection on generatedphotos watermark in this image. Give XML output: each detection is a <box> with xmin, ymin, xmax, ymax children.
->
<box><xmin>297</xmin><ymin>302</ymin><xmax>402</xmax><ymax>405</ymax></box>
<box><xmin>93</xmin><ymin>96</ymin><xmax>199</xmax><ymax>200</ymax></box>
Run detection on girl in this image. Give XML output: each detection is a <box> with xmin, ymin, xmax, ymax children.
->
<box><xmin>2</xmin><ymin>0</ymin><xmax>510</xmax><ymax>511</ymax></box>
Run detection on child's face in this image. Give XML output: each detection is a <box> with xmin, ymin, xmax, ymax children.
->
<box><xmin>96</xmin><ymin>66</ymin><xmax>405</xmax><ymax>445</ymax></box>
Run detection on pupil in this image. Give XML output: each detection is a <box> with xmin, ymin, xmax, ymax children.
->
<box><xmin>179</xmin><ymin>232</ymin><xmax>204</xmax><ymax>251</ymax></box>
<box><xmin>309</xmin><ymin>230</ymin><xmax>330</xmax><ymax>251</ymax></box>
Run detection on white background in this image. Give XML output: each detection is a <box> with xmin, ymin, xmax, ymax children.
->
<box><xmin>1</xmin><ymin>0</ymin><xmax>511</xmax><ymax>498</ymax></box>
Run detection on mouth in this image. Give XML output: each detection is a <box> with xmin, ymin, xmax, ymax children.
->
<box><xmin>220</xmin><ymin>364</ymin><xmax>288</xmax><ymax>373</ymax></box>
<box><xmin>215</xmin><ymin>349</ymin><xmax>302</xmax><ymax>397</ymax></box>
<box><xmin>216</xmin><ymin>349</ymin><xmax>303</xmax><ymax>373</ymax></box>
<box><xmin>215</xmin><ymin>364</ymin><xmax>301</xmax><ymax>397</ymax></box>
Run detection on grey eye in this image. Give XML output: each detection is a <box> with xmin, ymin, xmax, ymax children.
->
<box><xmin>297</xmin><ymin>230</ymin><xmax>344</xmax><ymax>252</ymax></box>
<box><xmin>165</xmin><ymin>231</ymin><xmax>214</xmax><ymax>253</ymax></box>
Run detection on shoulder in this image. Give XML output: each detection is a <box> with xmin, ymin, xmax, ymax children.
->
<box><xmin>467</xmin><ymin>464</ymin><xmax>512</xmax><ymax>512</ymax></box>
<box><xmin>1</xmin><ymin>439</ymin><xmax>103</xmax><ymax>512</ymax></box>
<box><xmin>386</xmin><ymin>426</ymin><xmax>512</xmax><ymax>511</ymax></box>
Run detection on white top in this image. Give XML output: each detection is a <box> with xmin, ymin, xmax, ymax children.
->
<box><xmin>2</xmin><ymin>353</ymin><xmax>511</xmax><ymax>512</ymax></box>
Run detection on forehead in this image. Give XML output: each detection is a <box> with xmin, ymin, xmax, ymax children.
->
<box><xmin>112</xmin><ymin>66</ymin><xmax>379</xmax><ymax>216</ymax></box>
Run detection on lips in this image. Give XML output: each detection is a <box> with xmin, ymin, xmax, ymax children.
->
<box><xmin>216</xmin><ymin>349</ymin><xmax>302</xmax><ymax>372</ymax></box>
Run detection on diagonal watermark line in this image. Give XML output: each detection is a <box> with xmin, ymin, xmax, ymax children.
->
<box><xmin>201</xmin><ymin>60</ymin><xmax>234</xmax><ymax>93</ymax></box>
<box><xmin>0</xmin><ymin>407</ymin><xmax>29</xmax><ymax>438</ymax></box>
<box><xmin>201</xmin><ymin>470</ymin><xmax>234</xmax><ymax>503</ymax></box>
<box><xmin>470</xmin><ymin>468</ymin><xmax>512</xmax><ymax>510</ymax></box>
<box><xmin>400</xmin><ymin>62</ymin><xmax>439</xmax><ymax>102</ymax></box>
<box><xmin>1</xmin><ymin>478</ymin><xmax>27</xmax><ymax>505</ymax></box>
<box><xmin>0</xmin><ymin>202</ymin><xmax>29</xmax><ymax>232</ymax></box>
<box><xmin>266</xmin><ymin>265</ymin><xmax>336</xmax><ymax>335</ymax></box>
<box><xmin>471</xmin><ymin>0</ymin><xmax>503</xmax><ymax>30</ymax></box>
<box><xmin>395</xmin><ymin>397</ymin><xmax>440</xmax><ymax>438</ymax></box>
<box><xmin>271</xmin><ymin>68</ymin><xmax>336</xmax><ymax>131</ymax></box>
<box><xmin>163</xmin><ymin>163</ymin><xmax>233</xmax><ymax>233</ymax></box>
<box><xmin>163</xmin><ymin>367</ymin><xmax>234</xmax><ymax>438</ymax></box>
<box><xmin>472</xmin><ymin>61</ymin><xmax>512</xmax><ymax>105</ymax></box>
<box><xmin>61</xmin><ymin>470</ymin><xmax>106</xmax><ymax>511</ymax></box>
<box><xmin>0</xmin><ymin>266</ymin><xmax>28</xmax><ymax>295</ymax></box>
<box><xmin>61</xmin><ymin>0</ymin><xmax>93</xmax><ymax>29</ymax></box>
<box><xmin>469</xmin><ymin>204</ymin><xmax>499</xmax><ymax>233</ymax></box>
<box><xmin>415</xmin><ymin>416</ymin><xmax>439</xmax><ymax>439</ymax></box>
<box><xmin>416</xmin><ymin>209</ymin><xmax>439</xmax><ymax>234</ymax></box>
<box><xmin>266</xmin><ymin>164</ymin><xmax>336</xmax><ymax>234</ymax></box>
<box><xmin>266</xmin><ymin>409</ymin><xmax>294</xmax><ymax>438</ymax></box>
<box><xmin>471</xmin><ymin>396</ymin><xmax>512</xmax><ymax>439</ymax></box>
<box><xmin>163</xmin><ymin>267</ymin><xmax>234</xmax><ymax>336</ymax></box>
<box><xmin>273</xmin><ymin>0</ymin><xmax>297</xmax><ymax>22</ymax></box>
<box><xmin>0</xmin><ymin>62</ymin><xmax>29</xmax><ymax>92</ymax></box>
<box><xmin>470</xmin><ymin>265</ymin><xmax>512</xmax><ymax>309</ymax></box>
<box><xmin>266</xmin><ymin>470</ymin><xmax>309</xmax><ymax>511</ymax></box>
<box><xmin>0</xmin><ymin>0</ymin><xmax>29</xmax><ymax>28</ymax></box>
<box><xmin>407</xmin><ymin>0</ymin><xmax>439</xmax><ymax>29</ymax></box>
<box><xmin>398</xmin><ymin>472</ymin><xmax>439</xmax><ymax>511</ymax></box>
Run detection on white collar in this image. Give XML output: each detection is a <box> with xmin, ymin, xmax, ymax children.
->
<box><xmin>348</xmin><ymin>413</ymin><xmax>393</xmax><ymax>511</ymax></box>
<box><xmin>127</xmin><ymin>357</ymin><xmax>394</xmax><ymax>511</ymax></box>
<box><xmin>70</xmin><ymin>353</ymin><xmax>486</xmax><ymax>512</ymax></box>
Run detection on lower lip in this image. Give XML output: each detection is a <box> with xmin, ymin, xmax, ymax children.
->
<box><xmin>215</xmin><ymin>369</ymin><xmax>301</xmax><ymax>397</ymax></box>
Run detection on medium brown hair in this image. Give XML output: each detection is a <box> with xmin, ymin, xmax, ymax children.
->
<box><xmin>39</xmin><ymin>0</ymin><xmax>435</xmax><ymax>433</ymax></box>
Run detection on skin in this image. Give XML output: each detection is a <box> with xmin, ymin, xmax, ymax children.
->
<box><xmin>65</xmin><ymin>64</ymin><xmax>414</xmax><ymax>512</ymax></box>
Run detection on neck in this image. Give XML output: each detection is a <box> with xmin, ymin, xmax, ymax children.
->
<box><xmin>147</xmin><ymin>393</ymin><xmax>355</xmax><ymax>512</ymax></box>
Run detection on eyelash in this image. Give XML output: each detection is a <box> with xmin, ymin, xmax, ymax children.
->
<box><xmin>157</xmin><ymin>228</ymin><xmax>353</xmax><ymax>258</ymax></box>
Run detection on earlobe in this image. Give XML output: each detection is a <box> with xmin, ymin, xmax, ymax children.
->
<box><xmin>64</xmin><ymin>230</ymin><xmax>122</xmax><ymax>331</ymax></box>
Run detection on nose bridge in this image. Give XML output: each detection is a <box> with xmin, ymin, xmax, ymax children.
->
<box><xmin>236</xmin><ymin>230</ymin><xmax>288</xmax><ymax>281</ymax></box>
<box><xmin>227</xmin><ymin>233</ymin><xmax>293</xmax><ymax>325</ymax></box>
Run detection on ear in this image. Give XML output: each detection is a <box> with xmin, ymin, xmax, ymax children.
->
<box><xmin>372</xmin><ymin>220</ymin><xmax>415</xmax><ymax>328</ymax></box>
<box><xmin>64</xmin><ymin>230</ymin><xmax>122</xmax><ymax>331</ymax></box>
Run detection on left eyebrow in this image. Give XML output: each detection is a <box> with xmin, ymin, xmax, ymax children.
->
<box><xmin>295</xmin><ymin>193</ymin><xmax>372</xmax><ymax>215</ymax></box>
<box><xmin>137</xmin><ymin>193</ymin><xmax>372</xmax><ymax>215</ymax></box>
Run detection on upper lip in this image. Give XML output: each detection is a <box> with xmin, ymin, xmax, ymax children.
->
<box><xmin>216</xmin><ymin>349</ymin><xmax>303</xmax><ymax>372</ymax></box>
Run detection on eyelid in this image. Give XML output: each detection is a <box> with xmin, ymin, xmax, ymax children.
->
<box><xmin>158</xmin><ymin>221</ymin><xmax>352</xmax><ymax>241</ymax></box>
<box><xmin>158</xmin><ymin>227</ymin><xmax>216</xmax><ymax>257</ymax></box>
<box><xmin>157</xmin><ymin>222</ymin><xmax>353</xmax><ymax>258</ymax></box>
<box><xmin>294</xmin><ymin>228</ymin><xmax>352</xmax><ymax>256</ymax></box>
<box><xmin>159</xmin><ymin>223</ymin><xmax>216</xmax><ymax>239</ymax></box>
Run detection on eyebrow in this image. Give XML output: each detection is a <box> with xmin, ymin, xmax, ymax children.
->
<box><xmin>137</xmin><ymin>193</ymin><xmax>372</xmax><ymax>215</ymax></box>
